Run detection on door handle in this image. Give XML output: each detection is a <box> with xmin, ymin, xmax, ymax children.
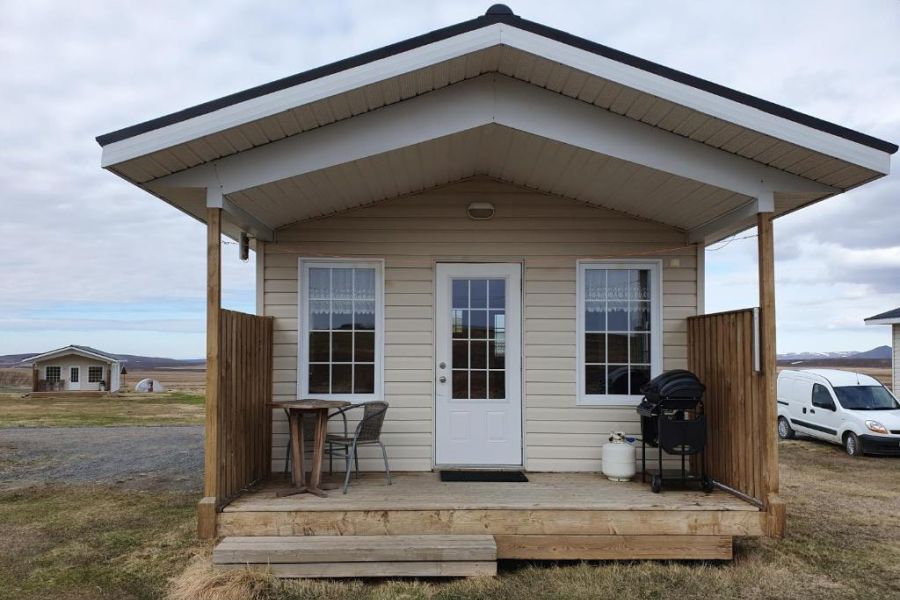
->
<box><xmin>810</xmin><ymin>409</ymin><xmax>815</xmax><ymax>414</ymax></box>
<box><xmin>439</xmin><ymin>376</ymin><xmax>447</xmax><ymax>383</ymax></box>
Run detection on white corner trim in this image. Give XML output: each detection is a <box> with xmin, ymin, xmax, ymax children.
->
<box><xmin>206</xmin><ymin>188</ymin><xmax>275</xmax><ymax>241</ymax></box>
<box><xmin>688</xmin><ymin>194</ymin><xmax>777</xmax><ymax>244</ymax></box>
<box><xmin>255</xmin><ymin>242</ymin><xmax>265</xmax><ymax>316</ymax></box>
<box><xmin>696</xmin><ymin>243</ymin><xmax>705</xmax><ymax>316</ymax></box>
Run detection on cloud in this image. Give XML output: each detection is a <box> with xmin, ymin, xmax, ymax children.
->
<box><xmin>1</xmin><ymin>0</ymin><xmax>899</xmax><ymax>356</ymax></box>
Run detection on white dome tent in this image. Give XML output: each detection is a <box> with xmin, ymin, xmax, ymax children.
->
<box><xmin>134</xmin><ymin>378</ymin><xmax>165</xmax><ymax>393</ymax></box>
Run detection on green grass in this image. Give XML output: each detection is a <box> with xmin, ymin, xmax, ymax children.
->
<box><xmin>0</xmin><ymin>392</ymin><xmax>205</xmax><ymax>427</ymax></box>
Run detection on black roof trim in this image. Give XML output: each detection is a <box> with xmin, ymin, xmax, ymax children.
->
<box><xmin>96</xmin><ymin>9</ymin><xmax>898</xmax><ymax>155</ymax></box>
<box><xmin>865</xmin><ymin>307</ymin><xmax>900</xmax><ymax>321</ymax></box>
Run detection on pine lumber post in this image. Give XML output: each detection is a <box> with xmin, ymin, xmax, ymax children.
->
<box><xmin>199</xmin><ymin>205</ymin><xmax>222</xmax><ymax>539</ymax></box>
<box><xmin>757</xmin><ymin>211</ymin><xmax>784</xmax><ymax>538</ymax></box>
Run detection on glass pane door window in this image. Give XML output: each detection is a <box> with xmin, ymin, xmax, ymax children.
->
<box><xmin>578</xmin><ymin>262</ymin><xmax>661</xmax><ymax>404</ymax></box>
<box><xmin>300</xmin><ymin>261</ymin><xmax>382</xmax><ymax>399</ymax></box>
<box><xmin>451</xmin><ymin>278</ymin><xmax>506</xmax><ymax>400</ymax></box>
<box><xmin>70</xmin><ymin>367</ymin><xmax>79</xmax><ymax>383</ymax></box>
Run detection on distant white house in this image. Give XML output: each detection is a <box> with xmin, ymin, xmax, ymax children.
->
<box><xmin>25</xmin><ymin>345</ymin><xmax>125</xmax><ymax>393</ymax></box>
<box><xmin>864</xmin><ymin>308</ymin><xmax>900</xmax><ymax>392</ymax></box>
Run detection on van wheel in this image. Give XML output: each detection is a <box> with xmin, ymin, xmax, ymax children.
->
<box><xmin>844</xmin><ymin>432</ymin><xmax>863</xmax><ymax>457</ymax></box>
<box><xmin>777</xmin><ymin>417</ymin><xmax>795</xmax><ymax>440</ymax></box>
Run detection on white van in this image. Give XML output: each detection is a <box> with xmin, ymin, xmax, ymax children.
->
<box><xmin>777</xmin><ymin>369</ymin><xmax>900</xmax><ymax>456</ymax></box>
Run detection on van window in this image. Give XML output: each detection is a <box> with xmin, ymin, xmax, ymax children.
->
<box><xmin>833</xmin><ymin>386</ymin><xmax>899</xmax><ymax>410</ymax></box>
<box><xmin>811</xmin><ymin>384</ymin><xmax>836</xmax><ymax>410</ymax></box>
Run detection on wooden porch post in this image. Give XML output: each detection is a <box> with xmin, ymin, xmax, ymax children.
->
<box><xmin>32</xmin><ymin>366</ymin><xmax>38</xmax><ymax>393</ymax></box>
<box><xmin>757</xmin><ymin>212</ymin><xmax>785</xmax><ymax>537</ymax></box>
<box><xmin>198</xmin><ymin>206</ymin><xmax>222</xmax><ymax>539</ymax></box>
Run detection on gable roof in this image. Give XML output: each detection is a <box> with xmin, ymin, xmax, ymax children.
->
<box><xmin>25</xmin><ymin>345</ymin><xmax>124</xmax><ymax>365</ymax></box>
<box><xmin>96</xmin><ymin>5</ymin><xmax>896</xmax><ymax>246</ymax></box>
<box><xmin>864</xmin><ymin>307</ymin><xmax>900</xmax><ymax>325</ymax></box>
<box><xmin>96</xmin><ymin>4</ymin><xmax>896</xmax><ymax>154</ymax></box>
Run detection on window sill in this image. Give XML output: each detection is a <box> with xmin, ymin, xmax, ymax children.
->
<box><xmin>576</xmin><ymin>395</ymin><xmax>643</xmax><ymax>407</ymax></box>
<box><xmin>297</xmin><ymin>393</ymin><xmax>380</xmax><ymax>404</ymax></box>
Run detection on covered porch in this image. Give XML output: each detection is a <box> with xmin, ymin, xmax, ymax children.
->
<box><xmin>96</xmin><ymin>6</ymin><xmax>894</xmax><ymax>568</ymax></box>
<box><xmin>218</xmin><ymin>472</ymin><xmax>764</xmax><ymax>561</ymax></box>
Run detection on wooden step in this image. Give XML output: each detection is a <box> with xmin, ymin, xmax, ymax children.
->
<box><xmin>212</xmin><ymin>535</ymin><xmax>497</xmax><ymax>578</ymax></box>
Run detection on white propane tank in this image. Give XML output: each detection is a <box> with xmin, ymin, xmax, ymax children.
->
<box><xmin>601</xmin><ymin>432</ymin><xmax>636</xmax><ymax>481</ymax></box>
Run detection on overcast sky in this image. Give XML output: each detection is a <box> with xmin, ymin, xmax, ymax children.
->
<box><xmin>2</xmin><ymin>0</ymin><xmax>898</xmax><ymax>358</ymax></box>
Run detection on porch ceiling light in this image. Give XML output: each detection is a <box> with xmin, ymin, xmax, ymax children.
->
<box><xmin>467</xmin><ymin>201</ymin><xmax>495</xmax><ymax>220</ymax></box>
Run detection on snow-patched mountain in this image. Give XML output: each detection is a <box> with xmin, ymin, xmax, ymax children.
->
<box><xmin>777</xmin><ymin>346</ymin><xmax>891</xmax><ymax>361</ymax></box>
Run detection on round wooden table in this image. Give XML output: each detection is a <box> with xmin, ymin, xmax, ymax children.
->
<box><xmin>271</xmin><ymin>399</ymin><xmax>351</xmax><ymax>497</ymax></box>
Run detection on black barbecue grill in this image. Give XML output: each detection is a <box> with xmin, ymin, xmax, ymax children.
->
<box><xmin>636</xmin><ymin>370</ymin><xmax>714</xmax><ymax>493</ymax></box>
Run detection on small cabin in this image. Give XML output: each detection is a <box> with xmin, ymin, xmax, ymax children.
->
<box><xmin>27</xmin><ymin>345</ymin><xmax>124</xmax><ymax>393</ymax></box>
<box><xmin>97</xmin><ymin>4</ymin><xmax>895</xmax><ymax>573</ymax></box>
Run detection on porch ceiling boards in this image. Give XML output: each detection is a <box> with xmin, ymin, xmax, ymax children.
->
<box><xmin>98</xmin><ymin>7</ymin><xmax>895</xmax><ymax>245</ymax></box>
<box><xmin>101</xmin><ymin>45</ymin><xmax>889</xmax><ymax>191</ymax></box>
<box><xmin>228</xmin><ymin>125</ymin><xmax>754</xmax><ymax>234</ymax></box>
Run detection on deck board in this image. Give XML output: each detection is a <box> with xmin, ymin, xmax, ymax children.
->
<box><xmin>224</xmin><ymin>472</ymin><xmax>757</xmax><ymax>513</ymax></box>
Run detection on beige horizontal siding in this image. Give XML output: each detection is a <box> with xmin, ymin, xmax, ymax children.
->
<box><xmin>263</xmin><ymin>178</ymin><xmax>698</xmax><ymax>473</ymax></box>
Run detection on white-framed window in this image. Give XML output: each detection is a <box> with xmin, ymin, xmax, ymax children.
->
<box><xmin>45</xmin><ymin>366</ymin><xmax>61</xmax><ymax>383</ymax></box>
<box><xmin>298</xmin><ymin>259</ymin><xmax>384</xmax><ymax>402</ymax></box>
<box><xmin>70</xmin><ymin>367</ymin><xmax>79</xmax><ymax>383</ymax></box>
<box><xmin>576</xmin><ymin>260</ymin><xmax>662</xmax><ymax>406</ymax></box>
<box><xmin>88</xmin><ymin>366</ymin><xmax>103</xmax><ymax>383</ymax></box>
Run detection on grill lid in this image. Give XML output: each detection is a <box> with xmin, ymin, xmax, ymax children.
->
<box><xmin>639</xmin><ymin>369</ymin><xmax>705</xmax><ymax>401</ymax></box>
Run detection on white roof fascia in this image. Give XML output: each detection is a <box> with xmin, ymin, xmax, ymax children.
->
<box><xmin>148</xmin><ymin>75</ymin><xmax>837</xmax><ymax>202</ymax></box>
<box><xmin>101</xmin><ymin>21</ymin><xmax>892</xmax><ymax>180</ymax></box>
<box><xmin>864</xmin><ymin>317</ymin><xmax>900</xmax><ymax>326</ymax></box>
<box><xmin>499</xmin><ymin>25</ymin><xmax>892</xmax><ymax>175</ymax></box>
<box><xmin>100</xmin><ymin>25</ymin><xmax>505</xmax><ymax>168</ymax></box>
<box><xmin>26</xmin><ymin>346</ymin><xmax>119</xmax><ymax>365</ymax></box>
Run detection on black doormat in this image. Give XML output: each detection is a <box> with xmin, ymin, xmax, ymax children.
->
<box><xmin>439</xmin><ymin>470</ymin><xmax>528</xmax><ymax>483</ymax></box>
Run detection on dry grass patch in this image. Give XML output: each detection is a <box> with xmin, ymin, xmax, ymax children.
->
<box><xmin>168</xmin><ymin>551</ymin><xmax>845</xmax><ymax>600</ymax></box>
<box><xmin>0</xmin><ymin>392</ymin><xmax>205</xmax><ymax>427</ymax></box>
<box><xmin>0</xmin><ymin>484</ymin><xmax>204</xmax><ymax>600</ymax></box>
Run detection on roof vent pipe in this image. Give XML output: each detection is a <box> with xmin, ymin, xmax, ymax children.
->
<box><xmin>485</xmin><ymin>4</ymin><xmax>515</xmax><ymax>16</ymax></box>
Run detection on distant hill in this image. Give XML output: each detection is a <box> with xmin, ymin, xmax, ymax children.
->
<box><xmin>0</xmin><ymin>352</ymin><xmax>205</xmax><ymax>370</ymax></box>
<box><xmin>777</xmin><ymin>345</ymin><xmax>891</xmax><ymax>362</ymax></box>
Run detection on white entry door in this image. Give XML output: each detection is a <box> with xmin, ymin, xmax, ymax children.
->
<box><xmin>68</xmin><ymin>366</ymin><xmax>81</xmax><ymax>391</ymax></box>
<box><xmin>435</xmin><ymin>263</ymin><xmax>522</xmax><ymax>467</ymax></box>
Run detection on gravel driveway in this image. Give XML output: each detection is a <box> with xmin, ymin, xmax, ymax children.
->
<box><xmin>0</xmin><ymin>426</ymin><xmax>203</xmax><ymax>492</ymax></box>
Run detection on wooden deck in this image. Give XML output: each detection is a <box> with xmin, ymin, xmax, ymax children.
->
<box><xmin>218</xmin><ymin>472</ymin><xmax>764</xmax><ymax>560</ymax></box>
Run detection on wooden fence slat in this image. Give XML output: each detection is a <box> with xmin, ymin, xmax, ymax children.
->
<box><xmin>215</xmin><ymin>309</ymin><xmax>274</xmax><ymax>507</ymax></box>
<box><xmin>688</xmin><ymin>309</ymin><xmax>767</xmax><ymax>507</ymax></box>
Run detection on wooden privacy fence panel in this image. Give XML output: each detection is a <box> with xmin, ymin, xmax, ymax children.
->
<box><xmin>688</xmin><ymin>309</ymin><xmax>768</xmax><ymax>506</ymax></box>
<box><xmin>216</xmin><ymin>309</ymin><xmax>274</xmax><ymax>507</ymax></box>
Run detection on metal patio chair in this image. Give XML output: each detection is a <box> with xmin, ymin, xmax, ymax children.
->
<box><xmin>325</xmin><ymin>401</ymin><xmax>391</xmax><ymax>494</ymax></box>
